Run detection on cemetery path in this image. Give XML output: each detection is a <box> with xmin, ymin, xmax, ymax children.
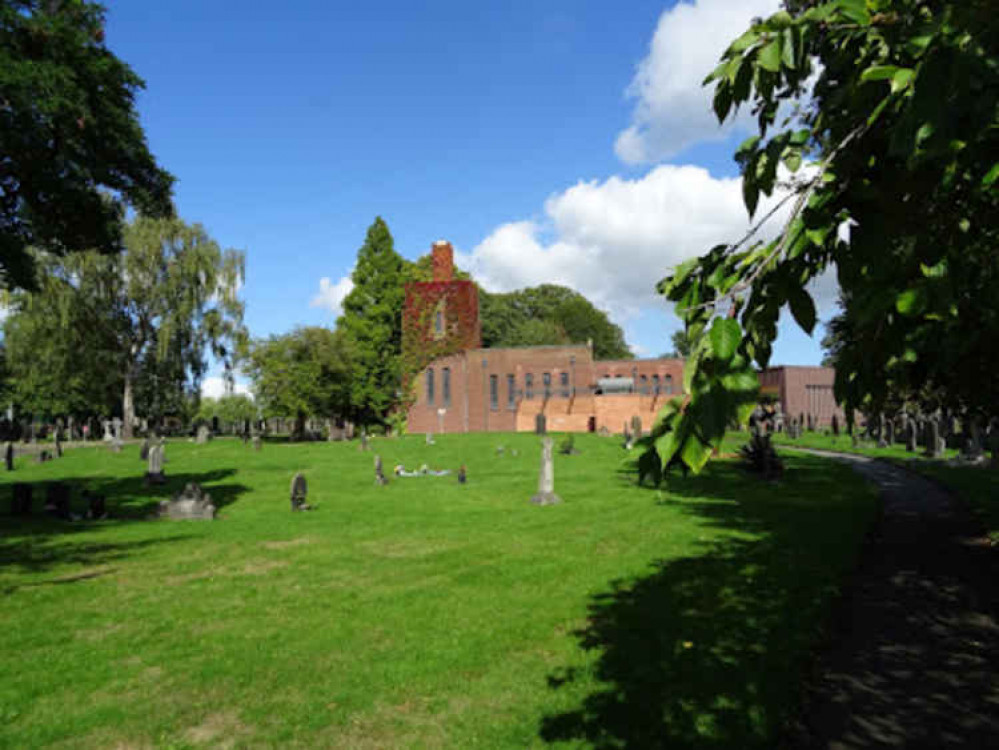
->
<box><xmin>783</xmin><ymin>449</ymin><xmax>999</xmax><ymax>749</ymax></box>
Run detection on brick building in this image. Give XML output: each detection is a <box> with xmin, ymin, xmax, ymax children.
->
<box><xmin>404</xmin><ymin>240</ymin><xmax>843</xmax><ymax>433</ymax></box>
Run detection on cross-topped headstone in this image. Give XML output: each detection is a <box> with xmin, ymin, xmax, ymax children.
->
<box><xmin>530</xmin><ymin>436</ymin><xmax>562</xmax><ymax>506</ymax></box>
<box><xmin>290</xmin><ymin>473</ymin><xmax>310</xmax><ymax>511</ymax></box>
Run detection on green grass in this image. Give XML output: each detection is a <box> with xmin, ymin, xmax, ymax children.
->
<box><xmin>1</xmin><ymin>433</ymin><xmax>877</xmax><ymax>748</ymax></box>
<box><xmin>770</xmin><ymin>428</ymin><xmax>960</xmax><ymax>460</ymax></box>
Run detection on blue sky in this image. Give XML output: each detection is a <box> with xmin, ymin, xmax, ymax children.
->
<box><xmin>103</xmin><ymin>0</ymin><xmax>829</xmax><ymax>393</ymax></box>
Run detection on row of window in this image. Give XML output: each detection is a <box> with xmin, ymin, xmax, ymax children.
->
<box><xmin>426</xmin><ymin>369</ymin><xmax>675</xmax><ymax>408</ymax></box>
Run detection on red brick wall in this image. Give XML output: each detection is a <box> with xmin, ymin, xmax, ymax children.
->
<box><xmin>760</xmin><ymin>366</ymin><xmax>845</xmax><ymax>427</ymax></box>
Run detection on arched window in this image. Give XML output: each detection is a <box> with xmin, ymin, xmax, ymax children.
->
<box><xmin>652</xmin><ymin>374</ymin><xmax>660</xmax><ymax>394</ymax></box>
<box><xmin>664</xmin><ymin>374</ymin><xmax>673</xmax><ymax>394</ymax></box>
<box><xmin>434</xmin><ymin>309</ymin><xmax>444</xmax><ymax>335</ymax></box>
<box><xmin>640</xmin><ymin>374</ymin><xmax>649</xmax><ymax>394</ymax></box>
<box><xmin>525</xmin><ymin>373</ymin><xmax>534</xmax><ymax>399</ymax></box>
<box><xmin>426</xmin><ymin>368</ymin><xmax>435</xmax><ymax>405</ymax></box>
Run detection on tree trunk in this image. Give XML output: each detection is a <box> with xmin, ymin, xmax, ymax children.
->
<box><xmin>122</xmin><ymin>372</ymin><xmax>135</xmax><ymax>440</ymax></box>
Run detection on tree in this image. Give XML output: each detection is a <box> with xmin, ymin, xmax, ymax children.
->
<box><xmin>196</xmin><ymin>394</ymin><xmax>257</xmax><ymax>432</ymax></box>
<box><xmin>647</xmin><ymin>0</ymin><xmax>998</xmax><ymax>474</ymax></box>
<box><xmin>662</xmin><ymin>330</ymin><xmax>694</xmax><ymax>359</ymax></box>
<box><xmin>338</xmin><ymin>218</ymin><xmax>406</xmax><ymax>426</ymax></box>
<box><xmin>2</xmin><ymin>216</ymin><xmax>246</xmax><ymax>436</ymax></box>
<box><xmin>245</xmin><ymin>327</ymin><xmax>352</xmax><ymax>437</ymax></box>
<box><xmin>0</xmin><ymin>0</ymin><xmax>175</xmax><ymax>289</ymax></box>
<box><xmin>480</xmin><ymin>284</ymin><xmax>632</xmax><ymax>359</ymax></box>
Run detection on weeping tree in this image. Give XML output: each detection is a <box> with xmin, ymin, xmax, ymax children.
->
<box><xmin>2</xmin><ymin>215</ymin><xmax>246</xmax><ymax>436</ymax></box>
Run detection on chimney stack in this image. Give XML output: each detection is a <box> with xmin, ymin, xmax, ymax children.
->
<box><xmin>431</xmin><ymin>240</ymin><xmax>454</xmax><ymax>282</ymax></box>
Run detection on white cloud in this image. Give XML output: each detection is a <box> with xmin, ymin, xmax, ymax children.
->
<box><xmin>310</xmin><ymin>274</ymin><xmax>354</xmax><ymax>316</ymax></box>
<box><xmin>201</xmin><ymin>376</ymin><xmax>252</xmax><ymax>400</ymax></box>
<box><xmin>614</xmin><ymin>0</ymin><xmax>780</xmax><ymax>164</ymax></box>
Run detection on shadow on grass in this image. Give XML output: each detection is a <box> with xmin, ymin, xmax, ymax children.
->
<box><xmin>541</xmin><ymin>455</ymin><xmax>875</xmax><ymax>749</ymax></box>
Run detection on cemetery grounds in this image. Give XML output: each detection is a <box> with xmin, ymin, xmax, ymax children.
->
<box><xmin>2</xmin><ymin>432</ymin><xmax>883</xmax><ymax>747</ymax></box>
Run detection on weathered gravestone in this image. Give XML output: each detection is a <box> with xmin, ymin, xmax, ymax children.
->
<box><xmin>877</xmin><ymin>413</ymin><xmax>888</xmax><ymax>447</ymax></box>
<box><xmin>359</xmin><ymin>429</ymin><xmax>369</xmax><ymax>452</ymax></box>
<box><xmin>252</xmin><ymin>435</ymin><xmax>262</xmax><ymax>452</ymax></box>
<box><xmin>196</xmin><ymin>425</ymin><xmax>211</xmax><ymax>445</ymax></box>
<box><xmin>496</xmin><ymin>445</ymin><xmax>505</xmax><ymax>456</ymax></box>
<box><xmin>145</xmin><ymin>442</ymin><xmax>166</xmax><ymax>485</ymax></box>
<box><xmin>12</xmin><ymin>483</ymin><xmax>32</xmax><ymax>515</ymax></box>
<box><xmin>159</xmin><ymin>483</ymin><xmax>216</xmax><ymax>520</ymax></box>
<box><xmin>35</xmin><ymin>450</ymin><xmax>52</xmax><ymax>463</ymax></box>
<box><xmin>885</xmin><ymin>418</ymin><xmax>894</xmax><ymax>446</ymax></box>
<box><xmin>45</xmin><ymin>482</ymin><xmax>71</xmax><ymax>520</ymax></box>
<box><xmin>924</xmin><ymin>417</ymin><xmax>943</xmax><ymax>458</ymax></box>
<box><xmin>530</xmin><ymin>437</ymin><xmax>562</xmax><ymax>506</ymax></box>
<box><xmin>54</xmin><ymin>432</ymin><xmax>62</xmax><ymax>458</ymax></box>
<box><xmin>906</xmin><ymin>420</ymin><xmax>917</xmax><ymax>452</ymax></box>
<box><xmin>425</xmin><ymin>431</ymin><xmax>435</xmax><ymax>446</ymax></box>
<box><xmin>290</xmin><ymin>473</ymin><xmax>311</xmax><ymax>511</ymax></box>
<box><xmin>140</xmin><ymin>437</ymin><xmax>151</xmax><ymax>461</ymax></box>
<box><xmin>831</xmin><ymin>414</ymin><xmax>840</xmax><ymax>436</ymax></box>
<box><xmin>535</xmin><ymin>413</ymin><xmax>547</xmax><ymax>436</ymax></box>
<box><xmin>631</xmin><ymin>415</ymin><xmax>642</xmax><ymax>439</ymax></box>
<box><xmin>374</xmin><ymin>455</ymin><xmax>388</xmax><ymax>486</ymax></box>
<box><xmin>5</xmin><ymin>442</ymin><xmax>13</xmax><ymax>471</ymax></box>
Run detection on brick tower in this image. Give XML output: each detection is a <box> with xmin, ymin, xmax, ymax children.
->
<box><xmin>402</xmin><ymin>241</ymin><xmax>481</xmax><ymax>373</ymax></box>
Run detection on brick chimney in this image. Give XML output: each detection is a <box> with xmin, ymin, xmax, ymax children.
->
<box><xmin>431</xmin><ymin>240</ymin><xmax>454</xmax><ymax>282</ymax></box>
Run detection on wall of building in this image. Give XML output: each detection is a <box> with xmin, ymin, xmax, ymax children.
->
<box><xmin>760</xmin><ymin>366</ymin><xmax>845</xmax><ymax>427</ymax></box>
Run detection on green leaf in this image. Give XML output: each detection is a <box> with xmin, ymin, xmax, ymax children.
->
<box><xmin>736</xmin><ymin>134</ymin><xmax>761</xmax><ymax>159</ymax></box>
<box><xmin>709</xmin><ymin>318</ymin><xmax>741</xmax><ymax>362</ymax></box>
<box><xmin>781</xmin><ymin>28</ymin><xmax>796</xmax><ymax>69</ymax></box>
<box><xmin>758</xmin><ymin>40</ymin><xmax>781</xmax><ymax>73</ymax></box>
<box><xmin>743</xmin><ymin>174</ymin><xmax>760</xmax><ymax>218</ymax></box>
<box><xmin>728</xmin><ymin>30</ymin><xmax>759</xmax><ymax>54</ymax></box>
<box><xmin>905</xmin><ymin>35</ymin><xmax>933</xmax><ymax>56</ymax></box>
<box><xmin>890</xmin><ymin>68</ymin><xmax>915</xmax><ymax>94</ymax></box>
<box><xmin>655</xmin><ymin>429</ymin><xmax>680</xmax><ymax>467</ymax></box>
<box><xmin>920</xmin><ymin>260</ymin><xmax>947</xmax><ymax>278</ymax></box>
<box><xmin>713</xmin><ymin>82</ymin><xmax>733</xmax><ymax>123</ymax></box>
<box><xmin>895</xmin><ymin>287</ymin><xmax>926</xmax><ymax>316</ymax></box>
<box><xmin>721</xmin><ymin>369</ymin><xmax>760</xmax><ymax>394</ymax></box>
<box><xmin>983</xmin><ymin>163</ymin><xmax>999</xmax><ymax>187</ymax></box>
<box><xmin>788</xmin><ymin>288</ymin><xmax>816</xmax><ymax>334</ymax></box>
<box><xmin>680</xmin><ymin>433</ymin><xmax>711</xmax><ymax>474</ymax></box>
<box><xmin>860</xmin><ymin>65</ymin><xmax>898</xmax><ymax>83</ymax></box>
<box><xmin>836</xmin><ymin>0</ymin><xmax>870</xmax><ymax>25</ymax></box>
<box><xmin>784</xmin><ymin>149</ymin><xmax>802</xmax><ymax>173</ymax></box>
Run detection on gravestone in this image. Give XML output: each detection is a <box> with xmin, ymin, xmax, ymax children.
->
<box><xmin>877</xmin><ymin>414</ymin><xmax>887</xmax><ymax>448</ymax></box>
<box><xmin>45</xmin><ymin>483</ymin><xmax>71</xmax><ymax>520</ymax></box>
<box><xmin>290</xmin><ymin>473</ymin><xmax>310</xmax><ymax>511</ymax></box>
<box><xmin>55</xmin><ymin>432</ymin><xmax>62</xmax><ymax>458</ymax></box>
<box><xmin>359</xmin><ymin>429</ymin><xmax>369</xmax><ymax>452</ymax></box>
<box><xmin>196</xmin><ymin>425</ymin><xmax>211</xmax><ymax>445</ymax></box>
<box><xmin>12</xmin><ymin>483</ymin><xmax>32</xmax><ymax>515</ymax></box>
<box><xmin>851</xmin><ymin>433</ymin><xmax>859</xmax><ymax>448</ymax></box>
<box><xmin>35</xmin><ymin>450</ymin><xmax>52</xmax><ymax>463</ymax></box>
<box><xmin>5</xmin><ymin>442</ymin><xmax>13</xmax><ymax>471</ymax></box>
<box><xmin>112</xmin><ymin>417</ymin><xmax>123</xmax><ymax>442</ymax></box>
<box><xmin>535</xmin><ymin>413</ymin><xmax>547</xmax><ymax>436</ymax></box>
<box><xmin>425</xmin><ymin>431</ymin><xmax>435</xmax><ymax>446</ymax></box>
<box><xmin>374</xmin><ymin>455</ymin><xmax>388</xmax><ymax>486</ymax></box>
<box><xmin>82</xmin><ymin>490</ymin><xmax>106</xmax><ymax>520</ymax></box>
<box><xmin>899</xmin><ymin>412</ymin><xmax>909</xmax><ymax>439</ymax></box>
<box><xmin>140</xmin><ymin>438</ymin><xmax>151</xmax><ymax>461</ymax></box>
<box><xmin>496</xmin><ymin>445</ymin><xmax>505</xmax><ymax>456</ymax></box>
<box><xmin>458</xmin><ymin>465</ymin><xmax>467</xmax><ymax>484</ymax></box>
<box><xmin>530</xmin><ymin>437</ymin><xmax>562</xmax><ymax>506</ymax></box>
<box><xmin>906</xmin><ymin>421</ymin><xmax>917</xmax><ymax>452</ymax></box>
<box><xmin>925</xmin><ymin>417</ymin><xmax>943</xmax><ymax>458</ymax></box>
<box><xmin>109</xmin><ymin>436</ymin><xmax>122</xmax><ymax>453</ymax></box>
<box><xmin>831</xmin><ymin>414</ymin><xmax>839</xmax><ymax>436</ymax></box>
<box><xmin>252</xmin><ymin>435</ymin><xmax>262</xmax><ymax>452</ymax></box>
<box><xmin>158</xmin><ymin>483</ymin><xmax>216</xmax><ymax>520</ymax></box>
<box><xmin>631</xmin><ymin>415</ymin><xmax>642</xmax><ymax>439</ymax></box>
<box><xmin>145</xmin><ymin>442</ymin><xmax>166</xmax><ymax>485</ymax></box>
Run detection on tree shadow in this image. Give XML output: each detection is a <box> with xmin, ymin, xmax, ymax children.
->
<box><xmin>541</xmin><ymin>454</ymin><xmax>876</xmax><ymax>749</ymax></box>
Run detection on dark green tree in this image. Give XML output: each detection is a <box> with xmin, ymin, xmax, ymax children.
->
<box><xmin>648</xmin><ymin>0</ymin><xmax>998</xmax><ymax>474</ymax></box>
<box><xmin>245</xmin><ymin>327</ymin><xmax>353</xmax><ymax>438</ymax></box>
<box><xmin>338</xmin><ymin>218</ymin><xmax>406</xmax><ymax>426</ymax></box>
<box><xmin>0</xmin><ymin>0</ymin><xmax>175</xmax><ymax>289</ymax></box>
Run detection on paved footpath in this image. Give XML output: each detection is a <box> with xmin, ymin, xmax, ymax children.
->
<box><xmin>783</xmin><ymin>449</ymin><xmax>999</xmax><ymax>749</ymax></box>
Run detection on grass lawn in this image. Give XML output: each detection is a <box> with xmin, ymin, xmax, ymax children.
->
<box><xmin>769</xmin><ymin>430</ymin><xmax>999</xmax><ymax>542</ymax></box>
<box><xmin>1</xmin><ymin>433</ymin><xmax>877</xmax><ymax>748</ymax></box>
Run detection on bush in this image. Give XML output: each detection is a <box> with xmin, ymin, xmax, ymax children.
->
<box><xmin>740</xmin><ymin>433</ymin><xmax>783</xmax><ymax>480</ymax></box>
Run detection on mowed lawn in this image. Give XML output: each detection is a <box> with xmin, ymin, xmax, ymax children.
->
<box><xmin>1</xmin><ymin>433</ymin><xmax>877</xmax><ymax>748</ymax></box>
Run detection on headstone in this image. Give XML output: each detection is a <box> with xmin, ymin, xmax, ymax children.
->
<box><xmin>925</xmin><ymin>417</ymin><xmax>943</xmax><ymax>458</ymax></box>
<box><xmin>899</xmin><ymin>412</ymin><xmax>909</xmax><ymax>439</ymax></box>
<box><xmin>906</xmin><ymin>421</ymin><xmax>917</xmax><ymax>452</ymax></box>
<box><xmin>4</xmin><ymin>442</ymin><xmax>12</xmax><ymax>471</ymax></box>
<box><xmin>145</xmin><ymin>442</ymin><xmax>166</xmax><ymax>485</ymax></box>
<box><xmin>140</xmin><ymin>438</ymin><xmax>151</xmax><ymax>461</ymax></box>
<box><xmin>535</xmin><ymin>413</ymin><xmax>547</xmax><ymax>435</ymax></box>
<box><xmin>374</xmin><ymin>455</ymin><xmax>388</xmax><ymax>485</ymax></box>
<box><xmin>799</xmin><ymin>413</ymin><xmax>805</xmax><ymax>432</ymax></box>
<box><xmin>807</xmin><ymin>413</ymin><xmax>814</xmax><ymax>432</ymax></box>
<box><xmin>631</xmin><ymin>415</ymin><xmax>642</xmax><ymax>439</ymax></box>
<box><xmin>112</xmin><ymin>417</ymin><xmax>123</xmax><ymax>441</ymax></box>
<box><xmin>530</xmin><ymin>437</ymin><xmax>562</xmax><ymax>506</ymax></box>
<box><xmin>458</xmin><ymin>465</ymin><xmax>467</xmax><ymax>484</ymax></box>
<box><xmin>55</xmin><ymin>431</ymin><xmax>63</xmax><ymax>458</ymax></box>
<box><xmin>290</xmin><ymin>472</ymin><xmax>310</xmax><ymax>511</ymax></box>
<box><xmin>158</xmin><ymin>483</ymin><xmax>216</xmax><ymax>520</ymax></box>
<box><xmin>831</xmin><ymin>414</ymin><xmax>839</xmax><ymax>436</ymax></box>
<box><xmin>109</xmin><ymin>436</ymin><xmax>122</xmax><ymax>453</ymax></box>
<box><xmin>35</xmin><ymin>450</ymin><xmax>52</xmax><ymax>463</ymax></box>
<box><xmin>877</xmin><ymin>413</ymin><xmax>887</xmax><ymax>448</ymax></box>
<box><xmin>12</xmin><ymin>483</ymin><xmax>32</xmax><ymax>515</ymax></box>
<box><xmin>425</xmin><ymin>431</ymin><xmax>435</xmax><ymax>446</ymax></box>
<box><xmin>82</xmin><ymin>490</ymin><xmax>106</xmax><ymax>520</ymax></box>
<box><xmin>196</xmin><ymin>425</ymin><xmax>211</xmax><ymax>445</ymax></box>
<box><xmin>360</xmin><ymin>429</ymin><xmax>369</xmax><ymax>452</ymax></box>
<box><xmin>45</xmin><ymin>482</ymin><xmax>71</xmax><ymax>520</ymax></box>
<box><xmin>252</xmin><ymin>435</ymin><xmax>262</xmax><ymax>452</ymax></box>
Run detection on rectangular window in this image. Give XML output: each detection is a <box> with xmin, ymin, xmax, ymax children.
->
<box><xmin>560</xmin><ymin>372</ymin><xmax>570</xmax><ymax>397</ymax></box>
<box><xmin>507</xmin><ymin>374</ymin><xmax>515</xmax><ymax>409</ymax></box>
<box><xmin>525</xmin><ymin>373</ymin><xmax>534</xmax><ymax>400</ymax></box>
<box><xmin>426</xmin><ymin>368</ymin><xmax>435</xmax><ymax>405</ymax></box>
<box><xmin>489</xmin><ymin>374</ymin><xmax>498</xmax><ymax>410</ymax></box>
<box><xmin>443</xmin><ymin>367</ymin><xmax>451</xmax><ymax>406</ymax></box>
<box><xmin>652</xmin><ymin>374</ymin><xmax>661</xmax><ymax>394</ymax></box>
<box><xmin>640</xmin><ymin>375</ymin><xmax>649</xmax><ymax>394</ymax></box>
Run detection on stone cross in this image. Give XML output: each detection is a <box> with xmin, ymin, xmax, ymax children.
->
<box><xmin>290</xmin><ymin>473</ymin><xmax>310</xmax><ymax>511</ymax></box>
<box><xmin>530</xmin><ymin>437</ymin><xmax>562</xmax><ymax>506</ymax></box>
<box><xmin>374</xmin><ymin>454</ymin><xmax>387</xmax><ymax>485</ymax></box>
<box><xmin>4</xmin><ymin>442</ymin><xmax>13</xmax><ymax>471</ymax></box>
<box><xmin>535</xmin><ymin>413</ymin><xmax>547</xmax><ymax>435</ymax></box>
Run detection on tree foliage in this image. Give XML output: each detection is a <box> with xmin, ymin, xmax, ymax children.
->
<box><xmin>648</xmin><ymin>0</ymin><xmax>998</xmax><ymax>475</ymax></box>
<box><xmin>196</xmin><ymin>394</ymin><xmax>257</xmax><ymax>430</ymax></box>
<box><xmin>2</xmin><ymin>216</ymin><xmax>246</xmax><ymax>433</ymax></box>
<box><xmin>480</xmin><ymin>284</ymin><xmax>632</xmax><ymax>359</ymax></box>
<box><xmin>337</xmin><ymin>217</ymin><xmax>406</xmax><ymax>426</ymax></box>
<box><xmin>245</xmin><ymin>327</ymin><xmax>352</xmax><ymax>433</ymax></box>
<box><xmin>0</xmin><ymin>0</ymin><xmax>175</xmax><ymax>289</ymax></box>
